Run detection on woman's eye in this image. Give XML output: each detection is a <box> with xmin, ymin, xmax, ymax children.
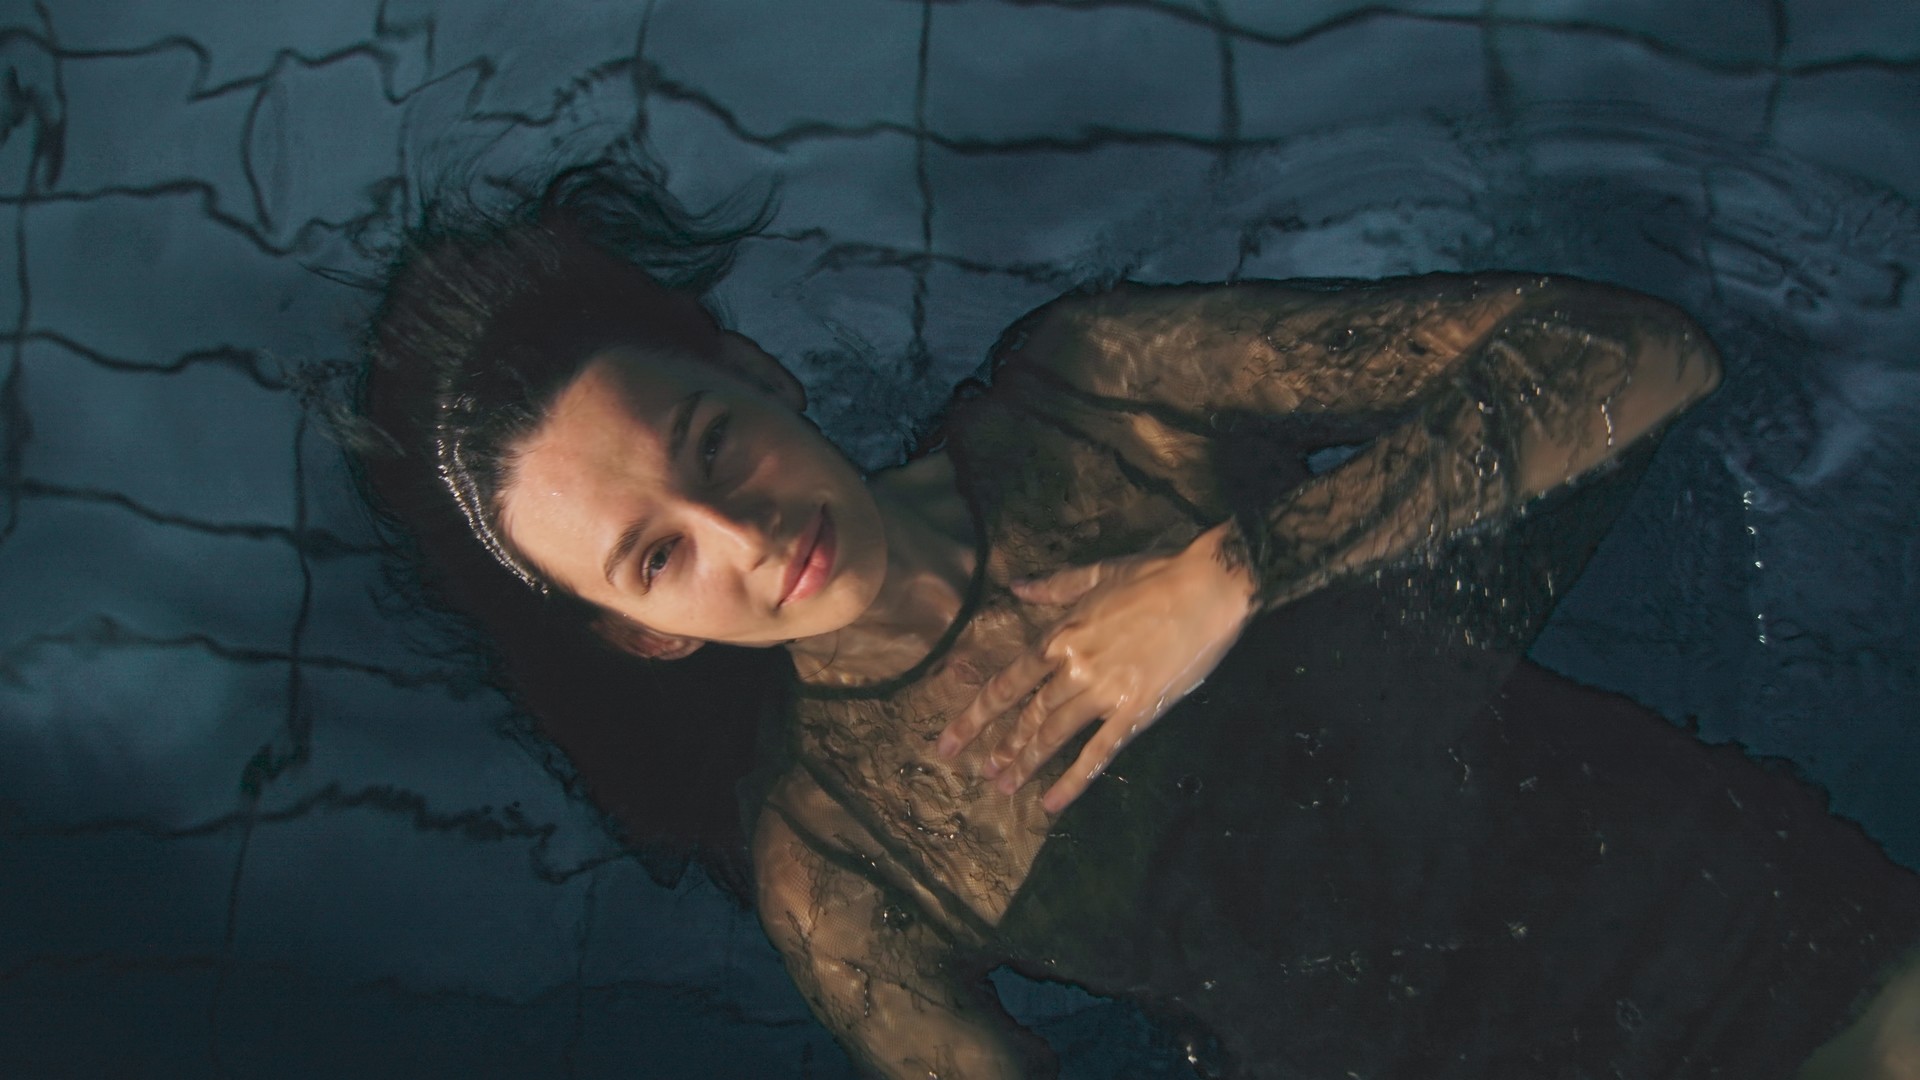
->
<box><xmin>641</xmin><ymin>414</ymin><xmax>728</xmax><ymax>590</ymax></box>
<box><xmin>700</xmin><ymin>414</ymin><xmax>730</xmax><ymax>476</ymax></box>
<box><xmin>643</xmin><ymin>539</ymin><xmax>677</xmax><ymax>587</ymax></box>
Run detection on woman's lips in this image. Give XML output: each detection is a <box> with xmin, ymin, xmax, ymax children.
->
<box><xmin>779</xmin><ymin>506</ymin><xmax>834</xmax><ymax>607</ymax></box>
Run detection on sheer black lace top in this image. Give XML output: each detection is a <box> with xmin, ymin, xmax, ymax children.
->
<box><xmin>747</xmin><ymin>275</ymin><xmax>1908</xmax><ymax>1078</ymax></box>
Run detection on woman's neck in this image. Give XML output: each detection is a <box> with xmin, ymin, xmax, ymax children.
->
<box><xmin>786</xmin><ymin>453</ymin><xmax>977</xmax><ymax>685</ymax></box>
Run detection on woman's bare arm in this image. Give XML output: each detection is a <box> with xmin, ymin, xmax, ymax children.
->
<box><xmin>753</xmin><ymin>803</ymin><xmax>1054</xmax><ymax>1079</ymax></box>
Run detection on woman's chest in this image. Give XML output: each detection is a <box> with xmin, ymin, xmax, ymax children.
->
<box><xmin>792</xmin><ymin>595</ymin><xmax>1076</xmax><ymax>930</ymax></box>
<box><xmin>782</xmin><ymin>395</ymin><xmax>1315</xmax><ymax>930</ymax></box>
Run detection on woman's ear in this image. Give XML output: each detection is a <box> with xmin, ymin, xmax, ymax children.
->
<box><xmin>714</xmin><ymin>331</ymin><xmax>806</xmax><ymax>413</ymax></box>
<box><xmin>591</xmin><ymin>611</ymin><xmax>705</xmax><ymax>662</ymax></box>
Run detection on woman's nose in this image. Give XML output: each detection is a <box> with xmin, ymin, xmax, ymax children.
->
<box><xmin>683</xmin><ymin>492</ymin><xmax>774</xmax><ymax>566</ymax></box>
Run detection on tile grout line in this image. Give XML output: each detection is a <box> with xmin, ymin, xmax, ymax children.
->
<box><xmin>0</xmin><ymin>3</ymin><xmax>59</xmax><ymax>549</ymax></box>
<box><xmin>910</xmin><ymin>0</ymin><xmax>935</xmax><ymax>378</ymax></box>
<box><xmin>1762</xmin><ymin>0</ymin><xmax>1789</xmax><ymax>140</ymax></box>
<box><xmin>209</xmin><ymin>399</ymin><xmax>318</xmax><ymax>1074</ymax></box>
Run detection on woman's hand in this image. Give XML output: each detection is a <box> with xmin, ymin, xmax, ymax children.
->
<box><xmin>936</xmin><ymin>522</ymin><xmax>1258</xmax><ymax>814</ymax></box>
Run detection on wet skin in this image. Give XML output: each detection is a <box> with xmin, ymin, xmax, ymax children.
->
<box><xmin>494</xmin><ymin>336</ymin><xmax>979</xmax><ymax>675</ymax></box>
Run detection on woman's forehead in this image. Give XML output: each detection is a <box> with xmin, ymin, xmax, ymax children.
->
<box><xmin>495</xmin><ymin>353</ymin><xmax>696</xmax><ymax>566</ymax></box>
<box><xmin>528</xmin><ymin>348</ymin><xmax>713</xmax><ymax>476</ymax></box>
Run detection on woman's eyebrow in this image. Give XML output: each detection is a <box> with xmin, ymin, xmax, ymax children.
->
<box><xmin>603</xmin><ymin>520</ymin><xmax>647</xmax><ymax>587</ymax></box>
<box><xmin>602</xmin><ymin>389</ymin><xmax>705</xmax><ymax>586</ymax></box>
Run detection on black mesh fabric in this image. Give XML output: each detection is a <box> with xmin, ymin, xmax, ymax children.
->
<box><xmin>748</xmin><ymin>275</ymin><xmax>1920</xmax><ymax>1078</ymax></box>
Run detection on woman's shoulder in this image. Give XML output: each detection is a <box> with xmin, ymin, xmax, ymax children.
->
<box><xmin>879</xmin><ymin>448</ymin><xmax>957</xmax><ymax>486</ymax></box>
<box><xmin>987</xmin><ymin>272</ymin><xmax>1550</xmax><ymax>377</ymax></box>
<box><xmin>976</xmin><ymin>278</ymin><xmax>1332</xmax><ymax>401</ymax></box>
<box><xmin>967</xmin><ymin>271</ymin><xmax>1579</xmax><ymax>418</ymax></box>
<box><xmin>750</xmin><ymin>767</ymin><xmax>832</xmax><ymax>872</ymax></box>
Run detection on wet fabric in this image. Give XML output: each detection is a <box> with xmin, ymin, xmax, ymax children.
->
<box><xmin>753</xmin><ymin>275</ymin><xmax>1920</xmax><ymax>1077</ymax></box>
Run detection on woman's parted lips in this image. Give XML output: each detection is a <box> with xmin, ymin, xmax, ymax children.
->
<box><xmin>779</xmin><ymin>504</ymin><xmax>827</xmax><ymax>606</ymax></box>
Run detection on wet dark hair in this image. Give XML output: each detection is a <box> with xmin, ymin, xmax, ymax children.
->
<box><xmin>348</xmin><ymin>160</ymin><xmax>791</xmax><ymax>898</ymax></box>
<box><xmin>361</xmin><ymin>163</ymin><xmax>742</xmax><ymax>592</ymax></box>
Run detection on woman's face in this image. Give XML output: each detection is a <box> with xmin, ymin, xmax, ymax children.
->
<box><xmin>496</xmin><ymin>339</ymin><xmax>887</xmax><ymax>653</ymax></box>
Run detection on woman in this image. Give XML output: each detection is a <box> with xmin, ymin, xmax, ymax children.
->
<box><xmin>354</xmin><ymin>167</ymin><xmax>1920</xmax><ymax>1078</ymax></box>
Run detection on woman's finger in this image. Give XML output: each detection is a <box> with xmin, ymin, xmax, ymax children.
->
<box><xmin>995</xmin><ymin>690</ymin><xmax>1107</xmax><ymax>795</ymax></box>
<box><xmin>1010</xmin><ymin>560</ymin><xmax>1108</xmax><ymax>606</ymax></box>
<box><xmin>1039</xmin><ymin>708</ymin><xmax>1149</xmax><ymax>814</ymax></box>
<box><xmin>986</xmin><ymin>671</ymin><xmax>1085</xmax><ymax>777</ymax></box>
<box><xmin>937</xmin><ymin>649</ymin><xmax>1054</xmax><ymax>758</ymax></box>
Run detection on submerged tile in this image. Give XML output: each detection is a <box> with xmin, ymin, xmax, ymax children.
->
<box><xmin>927</xmin><ymin>1</ymin><xmax>1223</xmax><ymax>142</ymax></box>
<box><xmin>644</xmin><ymin>0</ymin><xmax>922</xmax><ymax>134</ymax></box>
<box><xmin>18</xmin><ymin>336</ymin><xmax>301</xmax><ymax>527</ymax></box>
<box><xmin>1234</xmin><ymin>17</ymin><xmax>1490</xmax><ymax>139</ymax></box>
